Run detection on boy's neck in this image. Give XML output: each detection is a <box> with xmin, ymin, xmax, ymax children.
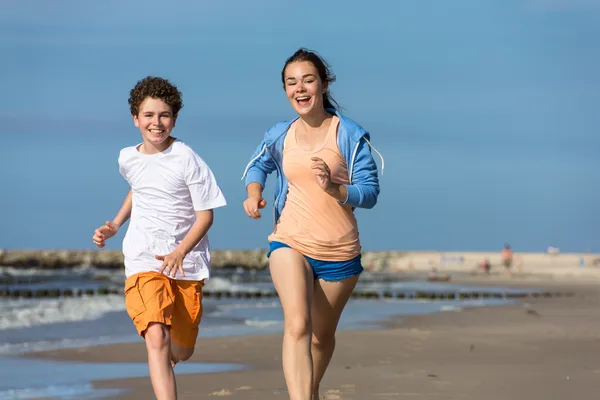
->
<box><xmin>140</xmin><ymin>136</ymin><xmax>176</xmax><ymax>155</ymax></box>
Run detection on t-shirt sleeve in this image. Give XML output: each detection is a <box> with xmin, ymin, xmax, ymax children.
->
<box><xmin>118</xmin><ymin>149</ymin><xmax>131</xmax><ymax>185</ymax></box>
<box><xmin>185</xmin><ymin>152</ymin><xmax>227</xmax><ymax>211</ymax></box>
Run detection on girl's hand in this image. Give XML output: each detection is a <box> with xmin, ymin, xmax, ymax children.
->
<box><xmin>311</xmin><ymin>157</ymin><xmax>335</xmax><ymax>192</ymax></box>
<box><xmin>311</xmin><ymin>157</ymin><xmax>347</xmax><ymax>202</ymax></box>
<box><xmin>156</xmin><ymin>250</ymin><xmax>185</xmax><ymax>278</ymax></box>
<box><xmin>243</xmin><ymin>197</ymin><xmax>267</xmax><ymax>219</ymax></box>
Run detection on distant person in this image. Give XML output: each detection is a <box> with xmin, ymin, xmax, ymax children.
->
<box><xmin>547</xmin><ymin>245</ymin><xmax>560</xmax><ymax>256</ymax></box>
<box><xmin>242</xmin><ymin>48</ymin><xmax>383</xmax><ymax>400</ymax></box>
<box><xmin>502</xmin><ymin>244</ymin><xmax>514</xmax><ymax>272</ymax></box>
<box><xmin>92</xmin><ymin>77</ymin><xmax>227</xmax><ymax>400</ymax></box>
<box><xmin>481</xmin><ymin>258</ymin><xmax>491</xmax><ymax>274</ymax></box>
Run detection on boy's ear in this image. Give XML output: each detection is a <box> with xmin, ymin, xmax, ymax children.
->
<box><xmin>132</xmin><ymin>114</ymin><xmax>140</xmax><ymax>128</ymax></box>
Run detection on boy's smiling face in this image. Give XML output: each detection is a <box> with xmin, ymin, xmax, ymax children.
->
<box><xmin>133</xmin><ymin>97</ymin><xmax>176</xmax><ymax>153</ymax></box>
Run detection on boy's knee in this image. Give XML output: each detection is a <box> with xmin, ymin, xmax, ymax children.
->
<box><xmin>172</xmin><ymin>346</ymin><xmax>194</xmax><ymax>363</ymax></box>
<box><xmin>144</xmin><ymin>323</ymin><xmax>170</xmax><ymax>352</ymax></box>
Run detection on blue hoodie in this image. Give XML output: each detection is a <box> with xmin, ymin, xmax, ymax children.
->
<box><xmin>242</xmin><ymin>110</ymin><xmax>384</xmax><ymax>223</ymax></box>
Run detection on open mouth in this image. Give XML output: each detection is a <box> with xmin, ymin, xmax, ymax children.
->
<box><xmin>296</xmin><ymin>96</ymin><xmax>311</xmax><ymax>106</ymax></box>
<box><xmin>149</xmin><ymin>129</ymin><xmax>164</xmax><ymax>135</ymax></box>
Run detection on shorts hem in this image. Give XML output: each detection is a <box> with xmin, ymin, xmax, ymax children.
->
<box><xmin>317</xmin><ymin>268</ymin><xmax>363</xmax><ymax>282</ymax></box>
<box><xmin>135</xmin><ymin>316</ymin><xmax>172</xmax><ymax>337</ymax></box>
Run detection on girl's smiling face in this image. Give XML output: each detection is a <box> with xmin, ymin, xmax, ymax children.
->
<box><xmin>283</xmin><ymin>61</ymin><xmax>328</xmax><ymax>117</ymax></box>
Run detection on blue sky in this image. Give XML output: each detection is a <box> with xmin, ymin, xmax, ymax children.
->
<box><xmin>1</xmin><ymin>0</ymin><xmax>599</xmax><ymax>253</ymax></box>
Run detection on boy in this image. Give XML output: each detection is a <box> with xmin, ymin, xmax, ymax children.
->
<box><xmin>92</xmin><ymin>76</ymin><xmax>226</xmax><ymax>399</ymax></box>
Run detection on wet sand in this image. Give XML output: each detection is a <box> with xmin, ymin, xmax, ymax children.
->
<box><xmin>27</xmin><ymin>278</ymin><xmax>600</xmax><ymax>399</ymax></box>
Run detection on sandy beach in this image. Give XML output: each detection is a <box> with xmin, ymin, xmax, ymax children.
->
<box><xmin>25</xmin><ymin>276</ymin><xmax>600</xmax><ymax>400</ymax></box>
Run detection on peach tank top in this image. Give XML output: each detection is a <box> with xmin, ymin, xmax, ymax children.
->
<box><xmin>268</xmin><ymin>116</ymin><xmax>361</xmax><ymax>261</ymax></box>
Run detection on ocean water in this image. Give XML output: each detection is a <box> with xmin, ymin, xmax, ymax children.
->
<box><xmin>0</xmin><ymin>266</ymin><xmax>530</xmax><ymax>399</ymax></box>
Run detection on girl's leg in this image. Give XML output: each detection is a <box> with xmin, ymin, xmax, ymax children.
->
<box><xmin>310</xmin><ymin>275</ymin><xmax>359</xmax><ymax>399</ymax></box>
<box><xmin>145</xmin><ymin>322</ymin><xmax>177</xmax><ymax>400</ymax></box>
<box><xmin>269</xmin><ymin>247</ymin><xmax>315</xmax><ymax>400</ymax></box>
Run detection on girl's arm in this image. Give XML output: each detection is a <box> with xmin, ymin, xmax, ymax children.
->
<box><xmin>341</xmin><ymin>140</ymin><xmax>380</xmax><ymax>209</ymax></box>
<box><xmin>243</xmin><ymin>140</ymin><xmax>277</xmax><ymax>188</ymax></box>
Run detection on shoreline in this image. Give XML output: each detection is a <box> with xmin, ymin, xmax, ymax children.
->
<box><xmin>2</xmin><ymin>264</ymin><xmax>598</xmax><ymax>301</ymax></box>
<box><xmin>1</xmin><ymin>249</ymin><xmax>599</xmax><ymax>274</ymax></box>
<box><xmin>18</xmin><ymin>279</ymin><xmax>600</xmax><ymax>399</ymax></box>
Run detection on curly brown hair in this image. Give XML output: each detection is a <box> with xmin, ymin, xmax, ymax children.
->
<box><xmin>128</xmin><ymin>76</ymin><xmax>184</xmax><ymax>117</ymax></box>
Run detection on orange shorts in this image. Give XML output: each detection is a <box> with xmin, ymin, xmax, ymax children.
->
<box><xmin>124</xmin><ymin>271</ymin><xmax>204</xmax><ymax>349</ymax></box>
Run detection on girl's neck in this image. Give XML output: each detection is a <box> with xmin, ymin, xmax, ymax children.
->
<box><xmin>298</xmin><ymin>108</ymin><xmax>331</xmax><ymax>131</ymax></box>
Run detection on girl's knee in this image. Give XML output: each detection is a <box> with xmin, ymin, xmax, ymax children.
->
<box><xmin>312</xmin><ymin>330</ymin><xmax>335</xmax><ymax>350</ymax></box>
<box><xmin>144</xmin><ymin>323</ymin><xmax>170</xmax><ymax>352</ymax></box>
<box><xmin>284</xmin><ymin>315</ymin><xmax>311</xmax><ymax>340</ymax></box>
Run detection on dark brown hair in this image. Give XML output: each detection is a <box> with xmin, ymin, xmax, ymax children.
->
<box><xmin>128</xmin><ymin>76</ymin><xmax>183</xmax><ymax>117</ymax></box>
<box><xmin>281</xmin><ymin>48</ymin><xmax>340</xmax><ymax>111</ymax></box>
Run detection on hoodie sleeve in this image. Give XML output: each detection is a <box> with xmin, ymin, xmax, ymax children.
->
<box><xmin>243</xmin><ymin>139</ymin><xmax>277</xmax><ymax>188</ymax></box>
<box><xmin>341</xmin><ymin>139</ymin><xmax>380</xmax><ymax>209</ymax></box>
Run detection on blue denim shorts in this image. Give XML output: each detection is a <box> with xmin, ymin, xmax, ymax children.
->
<box><xmin>267</xmin><ymin>241</ymin><xmax>363</xmax><ymax>282</ymax></box>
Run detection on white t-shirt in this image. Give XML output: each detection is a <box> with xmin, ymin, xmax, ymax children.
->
<box><xmin>118</xmin><ymin>139</ymin><xmax>227</xmax><ymax>280</ymax></box>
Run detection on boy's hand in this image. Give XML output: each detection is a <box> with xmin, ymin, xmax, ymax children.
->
<box><xmin>243</xmin><ymin>196</ymin><xmax>267</xmax><ymax>219</ymax></box>
<box><xmin>92</xmin><ymin>221</ymin><xmax>119</xmax><ymax>248</ymax></box>
<box><xmin>156</xmin><ymin>250</ymin><xmax>185</xmax><ymax>278</ymax></box>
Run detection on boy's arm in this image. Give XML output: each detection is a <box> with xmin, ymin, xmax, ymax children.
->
<box><xmin>175</xmin><ymin>210</ymin><xmax>213</xmax><ymax>257</ymax></box>
<box><xmin>93</xmin><ymin>190</ymin><xmax>132</xmax><ymax>248</ymax></box>
<box><xmin>157</xmin><ymin>210</ymin><xmax>214</xmax><ymax>277</ymax></box>
<box><xmin>112</xmin><ymin>190</ymin><xmax>133</xmax><ymax>228</ymax></box>
<box><xmin>160</xmin><ymin>150</ymin><xmax>226</xmax><ymax>277</ymax></box>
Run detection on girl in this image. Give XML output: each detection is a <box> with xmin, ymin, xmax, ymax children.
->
<box><xmin>242</xmin><ymin>48</ymin><xmax>383</xmax><ymax>400</ymax></box>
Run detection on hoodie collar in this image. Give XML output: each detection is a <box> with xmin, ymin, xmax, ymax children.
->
<box><xmin>263</xmin><ymin>109</ymin><xmax>367</xmax><ymax>146</ymax></box>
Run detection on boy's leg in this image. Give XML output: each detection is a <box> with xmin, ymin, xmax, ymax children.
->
<box><xmin>145</xmin><ymin>322</ymin><xmax>177</xmax><ymax>400</ymax></box>
<box><xmin>124</xmin><ymin>272</ymin><xmax>177</xmax><ymax>400</ymax></box>
<box><xmin>170</xmin><ymin>279</ymin><xmax>204</xmax><ymax>364</ymax></box>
